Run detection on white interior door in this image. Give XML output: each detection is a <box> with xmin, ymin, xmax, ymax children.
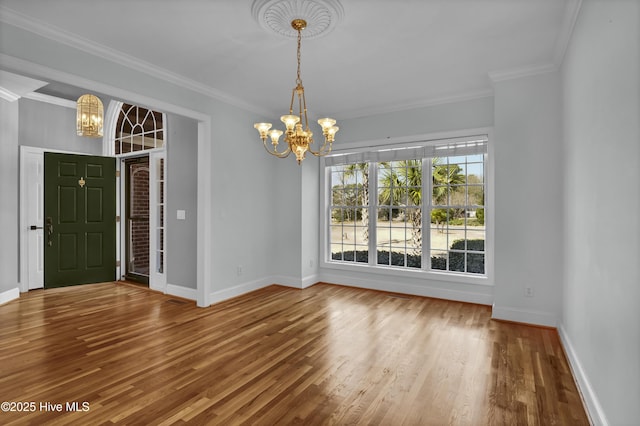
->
<box><xmin>20</xmin><ymin>147</ymin><xmax>44</xmax><ymax>290</ymax></box>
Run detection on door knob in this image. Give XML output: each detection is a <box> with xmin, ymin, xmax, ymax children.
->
<box><xmin>29</xmin><ymin>225</ymin><xmax>43</xmax><ymax>230</ymax></box>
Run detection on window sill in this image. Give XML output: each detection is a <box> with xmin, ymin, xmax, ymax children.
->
<box><xmin>320</xmin><ymin>259</ymin><xmax>492</xmax><ymax>287</ymax></box>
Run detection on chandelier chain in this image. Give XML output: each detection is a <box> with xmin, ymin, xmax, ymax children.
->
<box><xmin>296</xmin><ymin>28</ymin><xmax>302</xmax><ymax>86</ymax></box>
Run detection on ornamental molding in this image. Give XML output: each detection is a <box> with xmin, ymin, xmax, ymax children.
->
<box><xmin>251</xmin><ymin>0</ymin><xmax>344</xmax><ymax>39</ymax></box>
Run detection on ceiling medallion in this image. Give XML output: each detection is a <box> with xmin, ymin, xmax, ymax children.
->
<box><xmin>251</xmin><ymin>0</ymin><xmax>344</xmax><ymax>39</ymax></box>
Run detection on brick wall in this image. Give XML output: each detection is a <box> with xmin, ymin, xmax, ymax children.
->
<box><xmin>130</xmin><ymin>161</ymin><xmax>149</xmax><ymax>275</ymax></box>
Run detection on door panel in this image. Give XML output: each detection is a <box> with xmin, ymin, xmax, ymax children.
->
<box><xmin>44</xmin><ymin>153</ymin><xmax>116</xmax><ymax>288</ymax></box>
<box><xmin>23</xmin><ymin>149</ymin><xmax>45</xmax><ymax>290</ymax></box>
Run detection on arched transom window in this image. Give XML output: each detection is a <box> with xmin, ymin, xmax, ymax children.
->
<box><xmin>114</xmin><ymin>104</ymin><xmax>164</xmax><ymax>155</ymax></box>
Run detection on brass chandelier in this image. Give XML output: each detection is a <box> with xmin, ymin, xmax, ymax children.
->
<box><xmin>254</xmin><ymin>19</ymin><xmax>338</xmax><ymax>164</ymax></box>
<box><xmin>76</xmin><ymin>94</ymin><xmax>104</xmax><ymax>137</ymax></box>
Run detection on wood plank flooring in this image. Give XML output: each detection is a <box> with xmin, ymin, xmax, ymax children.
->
<box><xmin>0</xmin><ymin>282</ymin><xmax>589</xmax><ymax>425</ymax></box>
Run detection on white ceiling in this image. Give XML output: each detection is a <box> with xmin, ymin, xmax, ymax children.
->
<box><xmin>0</xmin><ymin>0</ymin><xmax>578</xmax><ymax>120</ymax></box>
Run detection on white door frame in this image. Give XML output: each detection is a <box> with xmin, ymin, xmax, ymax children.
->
<box><xmin>105</xmin><ymin>99</ymin><xmax>167</xmax><ymax>293</ymax></box>
<box><xmin>116</xmin><ymin>150</ymin><xmax>166</xmax><ymax>293</ymax></box>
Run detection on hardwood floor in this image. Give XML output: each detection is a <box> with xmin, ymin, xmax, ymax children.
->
<box><xmin>0</xmin><ymin>283</ymin><xmax>589</xmax><ymax>425</ymax></box>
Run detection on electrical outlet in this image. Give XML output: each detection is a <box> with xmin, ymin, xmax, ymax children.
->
<box><xmin>524</xmin><ymin>287</ymin><xmax>534</xmax><ymax>297</ymax></box>
<box><xmin>236</xmin><ymin>265</ymin><xmax>243</xmax><ymax>276</ymax></box>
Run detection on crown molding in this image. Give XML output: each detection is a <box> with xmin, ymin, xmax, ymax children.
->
<box><xmin>0</xmin><ymin>69</ymin><xmax>48</xmax><ymax>101</ymax></box>
<box><xmin>487</xmin><ymin>0</ymin><xmax>582</xmax><ymax>84</ymax></box>
<box><xmin>553</xmin><ymin>0</ymin><xmax>583</xmax><ymax>66</ymax></box>
<box><xmin>0</xmin><ymin>53</ymin><xmax>210</xmax><ymax>124</ymax></box>
<box><xmin>23</xmin><ymin>92</ymin><xmax>76</xmax><ymax>109</ymax></box>
<box><xmin>335</xmin><ymin>89</ymin><xmax>494</xmax><ymax>120</ymax></box>
<box><xmin>0</xmin><ymin>87</ymin><xmax>20</xmax><ymax>102</ymax></box>
<box><xmin>0</xmin><ymin>5</ymin><xmax>272</xmax><ymax>117</ymax></box>
<box><xmin>488</xmin><ymin>63</ymin><xmax>558</xmax><ymax>84</ymax></box>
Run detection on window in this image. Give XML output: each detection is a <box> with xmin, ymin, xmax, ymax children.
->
<box><xmin>153</xmin><ymin>156</ymin><xmax>165</xmax><ymax>274</ymax></box>
<box><xmin>115</xmin><ymin>104</ymin><xmax>164</xmax><ymax>155</ymax></box>
<box><xmin>428</xmin><ymin>153</ymin><xmax>485</xmax><ymax>274</ymax></box>
<box><xmin>323</xmin><ymin>134</ymin><xmax>489</xmax><ymax>278</ymax></box>
<box><xmin>330</xmin><ymin>164</ymin><xmax>369</xmax><ymax>263</ymax></box>
<box><xmin>377</xmin><ymin>160</ymin><xmax>422</xmax><ymax>268</ymax></box>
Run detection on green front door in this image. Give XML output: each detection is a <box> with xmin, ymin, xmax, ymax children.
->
<box><xmin>44</xmin><ymin>153</ymin><xmax>116</xmax><ymax>288</ymax></box>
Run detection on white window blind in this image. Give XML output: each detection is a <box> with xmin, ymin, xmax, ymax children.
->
<box><xmin>324</xmin><ymin>135</ymin><xmax>488</xmax><ymax>166</ymax></box>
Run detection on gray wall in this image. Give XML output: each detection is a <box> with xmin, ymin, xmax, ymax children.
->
<box><xmin>166</xmin><ymin>113</ymin><xmax>198</xmax><ymax>289</ymax></box>
<box><xmin>19</xmin><ymin>98</ymin><xmax>102</xmax><ymax>155</ymax></box>
<box><xmin>337</xmin><ymin>96</ymin><xmax>494</xmax><ymax>142</ymax></box>
<box><xmin>0</xmin><ymin>99</ymin><xmax>19</xmax><ymax>294</ymax></box>
<box><xmin>205</xmin><ymin>102</ymin><xmax>280</xmax><ymax>294</ymax></box>
<box><xmin>561</xmin><ymin>1</ymin><xmax>640</xmax><ymax>423</ymax></box>
<box><xmin>493</xmin><ymin>71</ymin><xmax>564</xmax><ymax>326</ymax></box>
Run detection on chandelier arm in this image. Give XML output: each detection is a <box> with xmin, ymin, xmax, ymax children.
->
<box><xmin>301</xmin><ymin>87</ymin><xmax>309</xmax><ymax>130</ymax></box>
<box><xmin>263</xmin><ymin>139</ymin><xmax>291</xmax><ymax>158</ymax></box>
<box><xmin>299</xmin><ymin>90</ymin><xmax>304</xmax><ymax>128</ymax></box>
<box><xmin>289</xmin><ymin>87</ymin><xmax>296</xmax><ymax>114</ymax></box>
<box><xmin>308</xmin><ymin>138</ymin><xmax>333</xmax><ymax>157</ymax></box>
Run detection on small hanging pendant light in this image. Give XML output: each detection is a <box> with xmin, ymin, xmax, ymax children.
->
<box><xmin>76</xmin><ymin>94</ymin><xmax>104</xmax><ymax>137</ymax></box>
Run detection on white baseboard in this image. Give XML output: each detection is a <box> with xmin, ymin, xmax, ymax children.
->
<box><xmin>206</xmin><ymin>275</ymin><xmax>321</xmax><ymax>306</ymax></box>
<box><xmin>203</xmin><ymin>272</ymin><xmax>490</xmax><ymax>310</ymax></box>
<box><xmin>320</xmin><ymin>271</ymin><xmax>493</xmax><ymax>305</ymax></box>
<box><xmin>166</xmin><ymin>283</ymin><xmax>197</xmax><ymax>301</ymax></box>
<box><xmin>491</xmin><ymin>304</ymin><xmax>558</xmax><ymax>327</ymax></box>
<box><xmin>0</xmin><ymin>287</ymin><xmax>20</xmax><ymax>305</ymax></box>
<box><xmin>271</xmin><ymin>275</ymin><xmax>304</xmax><ymax>289</ymax></box>
<box><xmin>558</xmin><ymin>324</ymin><xmax>608</xmax><ymax>426</ymax></box>
<box><xmin>209</xmin><ymin>277</ymin><xmax>274</xmax><ymax>305</ymax></box>
<box><xmin>272</xmin><ymin>274</ymin><xmax>320</xmax><ymax>289</ymax></box>
<box><xmin>302</xmin><ymin>273</ymin><xmax>320</xmax><ymax>289</ymax></box>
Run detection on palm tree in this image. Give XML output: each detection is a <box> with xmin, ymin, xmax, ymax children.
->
<box><xmin>379</xmin><ymin>158</ymin><xmax>466</xmax><ymax>251</ymax></box>
<box><xmin>378</xmin><ymin>160</ymin><xmax>422</xmax><ymax>254</ymax></box>
<box><xmin>432</xmin><ymin>158</ymin><xmax>465</xmax><ymax>205</ymax></box>
<box><xmin>377</xmin><ymin>166</ymin><xmax>403</xmax><ymax>209</ymax></box>
<box><xmin>431</xmin><ymin>158</ymin><xmax>465</xmax><ymax>231</ymax></box>
<box><xmin>343</xmin><ymin>159</ymin><xmax>465</xmax><ymax>256</ymax></box>
<box><xmin>344</xmin><ymin>163</ymin><xmax>369</xmax><ymax>242</ymax></box>
<box><xmin>398</xmin><ymin>160</ymin><xmax>422</xmax><ymax>252</ymax></box>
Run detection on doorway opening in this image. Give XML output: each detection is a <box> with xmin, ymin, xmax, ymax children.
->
<box><xmin>124</xmin><ymin>156</ymin><xmax>150</xmax><ymax>285</ymax></box>
<box><xmin>107</xmin><ymin>101</ymin><xmax>167</xmax><ymax>291</ymax></box>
